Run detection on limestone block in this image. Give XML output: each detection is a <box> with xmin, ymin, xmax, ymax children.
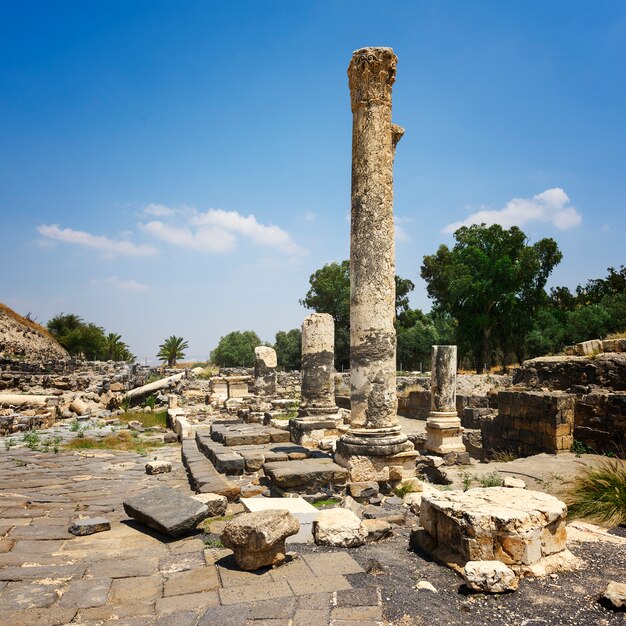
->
<box><xmin>362</xmin><ymin>518</ymin><xmax>393</xmax><ymax>542</ymax></box>
<box><xmin>145</xmin><ymin>460</ymin><xmax>172</xmax><ymax>475</ymax></box>
<box><xmin>348</xmin><ymin>481</ymin><xmax>379</xmax><ymax>500</ymax></box>
<box><xmin>313</xmin><ymin>508</ymin><xmax>367</xmax><ymax>548</ymax></box>
<box><xmin>464</xmin><ymin>561</ymin><xmax>518</xmax><ymax>593</ymax></box>
<box><xmin>220</xmin><ymin>510</ymin><xmax>299</xmax><ymax>570</ymax></box>
<box><xmin>503</xmin><ymin>477</ymin><xmax>526</xmax><ymax>489</ymax></box>
<box><xmin>191</xmin><ymin>493</ymin><xmax>228</xmax><ymax>518</ymax></box>
<box><xmin>68</xmin><ymin>517</ymin><xmax>111</xmax><ymax>536</ymax></box>
<box><xmin>602</xmin><ymin>581</ymin><xmax>626</xmax><ymax>609</ymax></box>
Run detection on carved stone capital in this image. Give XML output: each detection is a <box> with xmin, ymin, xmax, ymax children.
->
<box><xmin>348</xmin><ymin>47</ymin><xmax>397</xmax><ymax>110</ymax></box>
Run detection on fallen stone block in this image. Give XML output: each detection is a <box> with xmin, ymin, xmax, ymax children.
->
<box><xmin>363</xmin><ymin>518</ymin><xmax>392</xmax><ymax>542</ymax></box>
<box><xmin>464</xmin><ymin>560</ymin><xmax>518</xmax><ymax>593</ymax></box>
<box><xmin>503</xmin><ymin>476</ymin><xmax>526</xmax><ymax>489</ymax></box>
<box><xmin>123</xmin><ymin>485</ymin><xmax>210</xmax><ymax>537</ymax></box>
<box><xmin>602</xmin><ymin>581</ymin><xmax>626</xmax><ymax>610</ymax></box>
<box><xmin>145</xmin><ymin>460</ymin><xmax>172</xmax><ymax>475</ymax></box>
<box><xmin>313</xmin><ymin>508</ymin><xmax>367</xmax><ymax>548</ymax></box>
<box><xmin>220</xmin><ymin>509</ymin><xmax>299</xmax><ymax>570</ymax></box>
<box><xmin>68</xmin><ymin>517</ymin><xmax>111</xmax><ymax>536</ymax></box>
<box><xmin>191</xmin><ymin>493</ymin><xmax>228</xmax><ymax>517</ymax></box>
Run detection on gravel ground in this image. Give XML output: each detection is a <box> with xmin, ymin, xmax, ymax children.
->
<box><xmin>296</xmin><ymin>524</ymin><xmax>626</xmax><ymax>626</ymax></box>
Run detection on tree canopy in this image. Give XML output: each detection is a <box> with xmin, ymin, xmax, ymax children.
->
<box><xmin>274</xmin><ymin>328</ymin><xmax>301</xmax><ymax>371</ymax></box>
<box><xmin>157</xmin><ymin>335</ymin><xmax>189</xmax><ymax>367</ymax></box>
<box><xmin>421</xmin><ymin>224</ymin><xmax>562</xmax><ymax>371</ymax></box>
<box><xmin>211</xmin><ymin>330</ymin><xmax>261</xmax><ymax>367</ymax></box>
<box><xmin>47</xmin><ymin>313</ymin><xmax>135</xmax><ymax>362</ymax></box>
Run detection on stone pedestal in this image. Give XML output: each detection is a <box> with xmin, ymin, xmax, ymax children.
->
<box><xmin>291</xmin><ymin>313</ymin><xmax>343</xmax><ymax>446</ymax></box>
<box><xmin>334</xmin><ymin>47</ymin><xmax>415</xmax><ymax>481</ymax></box>
<box><xmin>254</xmin><ymin>346</ymin><xmax>277</xmax><ymax>396</ymax></box>
<box><xmin>425</xmin><ymin>345</ymin><xmax>465</xmax><ymax>454</ymax></box>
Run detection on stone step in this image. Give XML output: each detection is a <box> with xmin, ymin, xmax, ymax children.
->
<box><xmin>195</xmin><ymin>431</ymin><xmax>245</xmax><ymax>475</ymax></box>
<box><xmin>180</xmin><ymin>437</ymin><xmax>241</xmax><ymax>501</ymax></box>
<box><xmin>263</xmin><ymin>458</ymin><xmax>349</xmax><ymax>494</ymax></box>
<box><xmin>210</xmin><ymin>421</ymin><xmax>290</xmax><ymax>446</ymax></box>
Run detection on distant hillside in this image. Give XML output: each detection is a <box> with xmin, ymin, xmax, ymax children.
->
<box><xmin>0</xmin><ymin>303</ymin><xmax>69</xmax><ymax>361</ymax></box>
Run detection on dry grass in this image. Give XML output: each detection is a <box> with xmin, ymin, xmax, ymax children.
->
<box><xmin>566</xmin><ymin>457</ymin><xmax>626</xmax><ymax>527</ymax></box>
<box><xmin>64</xmin><ymin>430</ymin><xmax>163</xmax><ymax>454</ymax></box>
<box><xmin>118</xmin><ymin>410</ymin><xmax>168</xmax><ymax>428</ymax></box>
<box><xmin>606</xmin><ymin>329</ymin><xmax>626</xmax><ymax>339</ymax></box>
<box><xmin>0</xmin><ymin>302</ymin><xmax>58</xmax><ymax>342</ymax></box>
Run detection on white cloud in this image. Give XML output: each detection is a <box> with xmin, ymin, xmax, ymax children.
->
<box><xmin>442</xmin><ymin>187</ymin><xmax>582</xmax><ymax>234</ymax></box>
<box><xmin>140</xmin><ymin>204</ymin><xmax>305</xmax><ymax>256</ymax></box>
<box><xmin>103</xmin><ymin>276</ymin><xmax>148</xmax><ymax>292</ymax></box>
<box><xmin>394</xmin><ymin>216</ymin><xmax>412</xmax><ymax>242</ymax></box>
<box><xmin>37</xmin><ymin>224</ymin><xmax>157</xmax><ymax>257</ymax></box>
<box><xmin>143</xmin><ymin>203</ymin><xmax>175</xmax><ymax>217</ymax></box>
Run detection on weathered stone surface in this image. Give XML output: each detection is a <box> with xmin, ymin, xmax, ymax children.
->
<box><xmin>220</xmin><ymin>510</ymin><xmax>299</xmax><ymax>571</ymax></box>
<box><xmin>243</xmin><ymin>497</ymin><xmax>319</xmax><ymax>544</ymax></box>
<box><xmin>263</xmin><ymin>458</ymin><xmax>348</xmax><ymax>492</ymax></box>
<box><xmin>503</xmin><ymin>476</ymin><xmax>526</xmax><ymax>489</ymax></box>
<box><xmin>123</xmin><ymin>485</ymin><xmax>210</xmax><ymax>537</ymax></box>
<box><xmin>313</xmin><ymin>508</ymin><xmax>367</xmax><ymax>548</ymax></box>
<box><xmin>464</xmin><ymin>561</ymin><xmax>518</xmax><ymax>593</ymax></box>
<box><xmin>191</xmin><ymin>493</ymin><xmax>228</xmax><ymax>517</ymax></box>
<box><xmin>362</xmin><ymin>518</ymin><xmax>392</xmax><ymax>542</ymax></box>
<box><xmin>145</xmin><ymin>460</ymin><xmax>172</xmax><ymax>475</ymax></box>
<box><xmin>68</xmin><ymin>516</ymin><xmax>111</xmax><ymax>536</ymax></box>
<box><xmin>348</xmin><ymin>481</ymin><xmax>379</xmax><ymax>500</ymax></box>
<box><xmin>602</xmin><ymin>580</ymin><xmax>626</xmax><ymax>609</ymax></box>
<box><xmin>420</xmin><ymin>487</ymin><xmax>573</xmax><ymax>575</ymax></box>
<box><xmin>254</xmin><ymin>346</ymin><xmax>277</xmax><ymax>396</ymax></box>
<box><xmin>335</xmin><ymin>47</ymin><xmax>413</xmax><ymax>466</ymax></box>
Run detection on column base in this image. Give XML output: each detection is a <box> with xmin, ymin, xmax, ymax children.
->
<box><xmin>334</xmin><ymin>424</ymin><xmax>417</xmax><ymax>482</ymax></box>
<box><xmin>425</xmin><ymin>412</ymin><xmax>466</xmax><ymax>455</ymax></box>
<box><xmin>289</xmin><ymin>415</ymin><xmax>346</xmax><ymax>448</ymax></box>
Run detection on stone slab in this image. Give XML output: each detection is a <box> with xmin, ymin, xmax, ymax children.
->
<box><xmin>123</xmin><ymin>485</ymin><xmax>210</xmax><ymax>537</ymax></box>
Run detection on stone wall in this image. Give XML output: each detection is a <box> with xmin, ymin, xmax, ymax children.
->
<box><xmin>275</xmin><ymin>371</ymin><xmax>300</xmax><ymax>399</ymax></box>
<box><xmin>573</xmin><ymin>390</ymin><xmax>626</xmax><ymax>452</ymax></box>
<box><xmin>513</xmin><ymin>354</ymin><xmax>626</xmax><ymax>391</ymax></box>
<box><xmin>482</xmin><ymin>390</ymin><xmax>575</xmax><ymax>457</ymax></box>
<box><xmin>0</xmin><ymin>410</ymin><xmax>57</xmax><ymax>436</ymax></box>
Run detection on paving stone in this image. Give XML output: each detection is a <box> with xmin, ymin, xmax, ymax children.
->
<box><xmin>11</xmin><ymin>536</ymin><xmax>65</xmax><ymax>553</ymax></box>
<box><xmin>8</xmin><ymin>524</ymin><xmax>71</xmax><ymax>540</ymax></box>
<box><xmin>89</xmin><ymin>556</ymin><xmax>159</xmax><ymax>578</ymax></box>
<box><xmin>296</xmin><ymin>592</ymin><xmax>332</xmax><ymax>609</ymax></box>
<box><xmin>217</xmin><ymin>559</ymin><xmax>274</xmax><ymax>587</ymax></box>
<box><xmin>78</xmin><ymin>601</ymin><xmax>155</xmax><ymax>621</ymax></box>
<box><xmin>164</xmin><ymin>566</ymin><xmax>220</xmax><ymax>596</ymax></box>
<box><xmin>302</xmin><ymin>552</ymin><xmax>364</xmax><ymax>577</ymax></box>
<box><xmin>0</xmin><ymin>539</ymin><xmax>14</xmax><ymax>552</ymax></box>
<box><xmin>123</xmin><ymin>485</ymin><xmax>210</xmax><ymax>537</ymax></box>
<box><xmin>1</xmin><ymin>606</ymin><xmax>77</xmax><ymax>626</ymax></box>
<box><xmin>159</xmin><ymin>549</ymin><xmax>206</xmax><ymax>573</ymax></box>
<box><xmin>245</xmin><ymin>619</ymin><xmax>290</xmax><ymax>625</ymax></box>
<box><xmin>292</xmin><ymin>609</ymin><xmax>331</xmax><ymax>625</ymax></box>
<box><xmin>269</xmin><ymin>557</ymin><xmax>315</xmax><ymax>581</ymax></box>
<box><xmin>219</xmin><ymin>581</ymin><xmax>294</xmax><ymax>606</ymax></box>
<box><xmin>155</xmin><ymin>610</ymin><xmax>200</xmax><ymax>626</ymax></box>
<box><xmin>156</xmin><ymin>590</ymin><xmax>219</xmax><ymax>614</ymax></box>
<box><xmin>248</xmin><ymin>596</ymin><xmax>297</xmax><ymax>619</ymax></box>
<box><xmin>197</xmin><ymin>604</ymin><xmax>250</xmax><ymax>626</ymax></box>
<box><xmin>59</xmin><ymin>577</ymin><xmax>112</xmax><ymax>608</ymax></box>
<box><xmin>335</xmin><ymin>586</ymin><xmax>380</xmax><ymax>607</ymax></box>
<box><xmin>0</xmin><ymin>580</ymin><xmax>63</xmax><ymax>610</ymax></box>
<box><xmin>168</xmin><ymin>537</ymin><xmax>206</xmax><ymax>554</ymax></box>
<box><xmin>0</xmin><ymin>563</ymin><xmax>86</xmax><ymax>581</ymax></box>
<box><xmin>331</xmin><ymin>605</ymin><xmax>384</xmax><ymax>620</ymax></box>
<box><xmin>288</xmin><ymin>575</ymin><xmax>351</xmax><ymax>595</ymax></box>
<box><xmin>109</xmin><ymin>574</ymin><xmax>163</xmax><ymax>603</ymax></box>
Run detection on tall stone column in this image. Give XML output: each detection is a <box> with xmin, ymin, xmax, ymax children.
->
<box><xmin>291</xmin><ymin>313</ymin><xmax>343</xmax><ymax>446</ymax></box>
<box><xmin>254</xmin><ymin>346</ymin><xmax>277</xmax><ymax>397</ymax></box>
<box><xmin>335</xmin><ymin>47</ymin><xmax>415</xmax><ymax>482</ymax></box>
<box><xmin>425</xmin><ymin>345</ymin><xmax>466</xmax><ymax>454</ymax></box>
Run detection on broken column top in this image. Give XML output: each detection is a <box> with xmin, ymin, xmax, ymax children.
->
<box><xmin>254</xmin><ymin>346</ymin><xmax>277</xmax><ymax>368</ymax></box>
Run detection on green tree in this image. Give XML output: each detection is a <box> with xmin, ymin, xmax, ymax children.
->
<box><xmin>157</xmin><ymin>335</ymin><xmax>189</xmax><ymax>367</ymax></box>
<box><xmin>397</xmin><ymin>319</ymin><xmax>438</xmax><ymax>371</ymax></box>
<box><xmin>300</xmin><ymin>260</ymin><xmax>419</xmax><ymax>369</ymax></box>
<box><xmin>421</xmin><ymin>224</ymin><xmax>562</xmax><ymax>372</ymax></box>
<box><xmin>274</xmin><ymin>329</ymin><xmax>301</xmax><ymax>371</ymax></box>
<box><xmin>565</xmin><ymin>304</ymin><xmax>611</xmax><ymax>344</ymax></box>
<box><xmin>47</xmin><ymin>313</ymin><xmax>106</xmax><ymax>359</ymax></box>
<box><xmin>211</xmin><ymin>331</ymin><xmax>261</xmax><ymax>367</ymax></box>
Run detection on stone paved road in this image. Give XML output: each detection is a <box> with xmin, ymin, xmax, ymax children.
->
<box><xmin>0</xmin><ymin>439</ymin><xmax>383</xmax><ymax>626</ymax></box>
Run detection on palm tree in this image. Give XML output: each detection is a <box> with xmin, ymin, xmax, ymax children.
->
<box><xmin>157</xmin><ymin>335</ymin><xmax>189</xmax><ymax>367</ymax></box>
<box><xmin>103</xmin><ymin>333</ymin><xmax>123</xmax><ymax>361</ymax></box>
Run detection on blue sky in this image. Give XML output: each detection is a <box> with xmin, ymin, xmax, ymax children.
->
<box><xmin>1</xmin><ymin>1</ymin><xmax>625</xmax><ymax>362</ymax></box>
